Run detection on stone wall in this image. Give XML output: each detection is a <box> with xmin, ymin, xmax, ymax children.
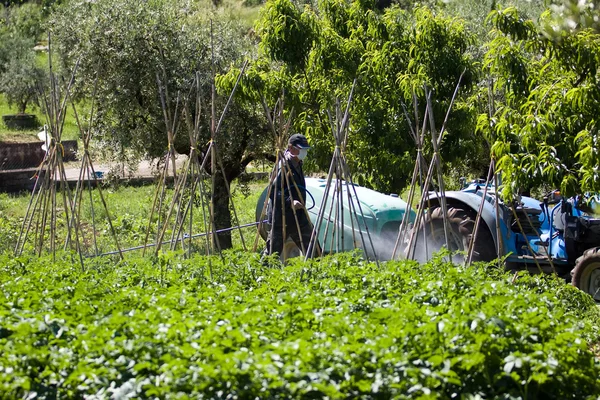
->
<box><xmin>0</xmin><ymin>168</ymin><xmax>39</xmax><ymax>193</ymax></box>
<box><xmin>0</xmin><ymin>140</ymin><xmax>78</xmax><ymax>170</ymax></box>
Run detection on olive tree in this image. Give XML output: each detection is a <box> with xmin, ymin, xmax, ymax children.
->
<box><xmin>0</xmin><ymin>34</ymin><xmax>44</xmax><ymax>114</ymax></box>
<box><xmin>0</xmin><ymin>3</ymin><xmax>46</xmax><ymax>115</ymax></box>
<box><xmin>51</xmin><ymin>0</ymin><xmax>271</xmax><ymax>249</ymax></box>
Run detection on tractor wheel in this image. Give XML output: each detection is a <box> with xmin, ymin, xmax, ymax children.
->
<box><xmin>571</xmin><ymin>248</ymin><xmax>600</xmax><ymax>302</ymax></box>
<box><xmin>405</xmin><ymin>206</ymin><xmax>496</xmax><ymax>263</ymax></box>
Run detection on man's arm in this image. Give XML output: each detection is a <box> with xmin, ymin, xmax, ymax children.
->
<box><xmin>287</xmin><ymin>167</ymin><xmax>306</xmax><ymax>210</ymax></box>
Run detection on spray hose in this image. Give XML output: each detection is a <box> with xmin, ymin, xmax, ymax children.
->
<box><xmin>91</xmin><ymin>188</ymin><xmax>317</xmax><ymax>258</ymax></box>
<box><xmin>90</xmin><ymin>220</ymin><xmax>268</xmax><ymax>258</ymax></box>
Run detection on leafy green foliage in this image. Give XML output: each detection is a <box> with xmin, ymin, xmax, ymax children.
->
<box><xmin>480</xmin><ymin>6</ymin><xmax>600</xmax><ymax>197</ymax></box>
<box><xmin>0</xmin><ymin>251</ymin><xmax>598</xmax><ymax>398</ymax></box>
<box><xmin>258</xmin><ymin>0</ymin><xmax>318</xmax><ymax>72</ymax></box>
<box><xmin>221</xmin><ymin>0</ymin><xmax>482</xmax><ymax>193</ymax></box>
<box><xmin>0</xmin><ymin>194</ymin><xmax>20</xmax><ymax>254</ymax></box>
<box><xmin>0</xmin><ymin>3</ymin><xmax>47</xmax><ymax>114</ymax></box>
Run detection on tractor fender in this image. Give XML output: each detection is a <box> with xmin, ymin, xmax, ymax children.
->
<box><xmin>423</xmin><ymin>191</ymin><xmax>500</xmax><ymax>254</ymax></box>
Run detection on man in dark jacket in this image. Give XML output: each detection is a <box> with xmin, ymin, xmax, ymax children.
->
<box><xmin>264</xmin><ymin>133</ymin><xmax>319</xmax><ymax>259</ymax></box>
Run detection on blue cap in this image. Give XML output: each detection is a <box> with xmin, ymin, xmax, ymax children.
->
<box><xmin>288</xmin><ymin>134</ymin><xmax>310</xmax><ymax>149</ymax></box>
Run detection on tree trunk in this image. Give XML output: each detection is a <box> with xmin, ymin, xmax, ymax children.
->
<box><xmin>18</xmin><ymin>99</ymin><xmax>27</xmax><ymax>115</ymax></box>
<box><xmin>213</xmin><ymin>170</ymin><xmax>233</xmax><ymax>250</ymax></box>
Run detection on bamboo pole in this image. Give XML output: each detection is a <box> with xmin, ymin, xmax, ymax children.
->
<box><xmin>337</xmin><ymin>154</ymin><xmax>380</xmax><ymax>265</ymax></box>
<box><xmin>425</xmin><ymin>86</ymin><xmax>452</xmax><ymax>263</ymax></box>
<box><xmin>465</xmin><ymin>160</ymin><xmax>494</xmax><ymax>265</ymax></box>
<box><xmin>305</xmin><ymin>151</ymin><xmax>338</xmax><ymax>259</ymax></box>
<box><xmin>304</xmin><ymin>80</ymin><xmax>380</xmax><ymax>263</ymax></box>
<box><xmin>404</xmin><ymin>72</ymin><xmax>466</xmax><ymax>261</ymax></box>
<box><xmin>15</xmin><ymin>157</ymin><xmax>46</xmax><ymax>255</ymax></box>
<box><xmin>16</xmin><ymin>34</ymin><xmax>86</xmax><ymax>264</ymax></box>
<box><xmin>391</xmin><ymin>99</ymin><xmax>429</xmax><ymax>259</ymax></box>
<box><xmin>169</xmin><ymin>74</ymin><xmax>203</xmax><ymax>254</ymax></box>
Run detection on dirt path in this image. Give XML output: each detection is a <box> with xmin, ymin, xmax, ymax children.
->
<box><xmin>61</xmin><ymin>155</ymin><xmax>189</xmax><ymax>181</ymax></box>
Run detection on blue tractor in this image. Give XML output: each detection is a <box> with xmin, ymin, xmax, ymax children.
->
<box><xmin>408</xmin><ymin>180</ymin><xmax>600</xmax><ymax>301</ymax></box>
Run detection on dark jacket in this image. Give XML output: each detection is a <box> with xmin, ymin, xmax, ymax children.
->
<box><xmin>267</xmin><ymin>151</ymin><xmax>308</xmax><ymax>226</ymax></box>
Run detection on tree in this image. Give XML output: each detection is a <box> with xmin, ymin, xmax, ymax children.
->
<box><xmin>440</xmin><ymin>0</ymin><xmax>547</xmax><ymax>42</ymax></box>
<box><xmin>0</xmin><ymin>3</ymin><xmax>46</xmax><ymax>115</ymax></box>
<box><xmin>0</xmin><ymin>34</ymin><xmax>44</xmax><ymax>114</ymax></box>
<box><xmin>5</xmin><ymin>2</ymin><xmax>46</xmax><ymax>40</ymax></box>
<box><xmin>540</xmin><ymin>0</ymin><xmax>600</xmax><ymax>35</ymax></box>
<box><xmin>478</xmin><ymin>6</ymin><xmax>600</xmax><ymax>197</ymax></box>
<box><xmin>220</xmin><ymin>0</ymin><xmax>481</xmax><ymax>194</ymax></box>
<box><xmin>51</xmin><ymin>0</ymin><xmax>271</xmax><ymax>249</ymax></box>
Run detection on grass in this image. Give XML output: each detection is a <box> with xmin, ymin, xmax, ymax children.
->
<box><xmin>0</xmin><ymin>93</ymin><xmax>82</xmax><ymax>143</ymax></box>
<box><xmin>0</xmin><ymin>178</ymin><xmax>268</xmax><ymax>256</ymax></box>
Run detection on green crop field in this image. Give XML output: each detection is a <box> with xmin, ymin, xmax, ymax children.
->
<box><xmin>0</xmin><ymin>251</ymin><xmax>599</xmax><ymax>398</ymax></box>
<box><xmin>1</xmin><ymin>183</ymin><xmax>600</xmax><ymax>398</ymax></box>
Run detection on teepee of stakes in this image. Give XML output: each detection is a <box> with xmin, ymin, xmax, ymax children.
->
<box><xmin>140</xmin><ymin>68</ymin><xmax>184</xmax><ymax>256</ymax></box>
<box><xmin>164</xmin><ymin>71</ymin><xmax>212</xmax><ymax>258</ymax></box>
<box><xmin>63</xmin><ymin>73</ymin><xmax>124</xmax><ymax>261</ymax></box>
<box><xmin>148</xmin><ymin>61</ymin><xmax>250</xmax><ymax>258</ymax></box>
<box><xmin>390</xmin><ymin>74</ymin><xmax>520</xmax><ymax>267</ymax></box>
<box><xmin>389</xmin><ymin>89</ymin><xmax>430</xmax><ymax>260</ymax></box>
<box><xmin>14</xmin><ymin>36</ymin><xmax>85</xmax><ymax>266</ymax></box>
<box><xmin>395</xmin><ymin>74</ymin><xmax>475</xmax><ymax>263</ymax></box>
<box><xmin>397</xmin><ymin>86</ymin><xmax>457</xmax><ymax>263</ymax></box>
<box><xmin>302</xmin><ymin>81</ymin><xmax>380</xmax><ymax>265</ymax></box>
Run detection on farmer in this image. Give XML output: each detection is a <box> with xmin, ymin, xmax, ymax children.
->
<box><xmin>263</xmin><ymin>133</ymin><xmax>319</xmax><ymax>259</ymax></box>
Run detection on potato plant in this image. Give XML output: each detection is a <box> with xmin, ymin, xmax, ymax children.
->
<box><xmin>0</xmin><ymin>251</ymin><xmax>599</xmax><ymax>398</ymax></box>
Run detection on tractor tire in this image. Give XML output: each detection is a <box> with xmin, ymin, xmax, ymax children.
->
<box><xmin>571</xmin><ymin>248</ymin><xmax>600</xmax><ymax>302</ymax></box>
<box><xmin>405</xmin><ymin>206</ymin><xmax>496</xmax><ymax>263</ymax></box>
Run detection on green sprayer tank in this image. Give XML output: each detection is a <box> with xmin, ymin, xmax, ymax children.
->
<box><xmin>256</xmin><ymin>178</ymin><xmax>415</xmax><ymax>260</ymax></box>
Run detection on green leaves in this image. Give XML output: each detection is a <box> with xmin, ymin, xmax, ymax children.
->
<box><xmin>246</xmin><ymin>0</ymin><xmax>480</xmax><ymax>193</ymax></box>
<box><xmin>484</xmin><ymin>7</ymin><xmax>600</xmax><ymax>197</ymax></box>
<box><xmin>487</xmin><ymin>7</ymin><xmax>537</xmax><ymax>42</ymax></box>
<box><xmin>0</xmin><ymin>3</ymin><xmax>47</xmax><ymax>114</ymax></box>
<box><xmin>0</xmin><ymin>251</ymin><xmax>599</xmax><ymax>398</ymax></box>
<box><xmin>258</xmin><ymin>0</ymin><xmax>318</xmax><ymax>73</ymax></box>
